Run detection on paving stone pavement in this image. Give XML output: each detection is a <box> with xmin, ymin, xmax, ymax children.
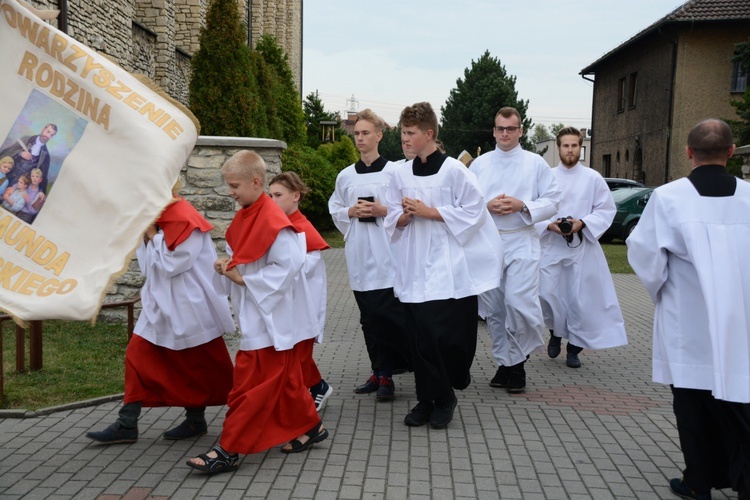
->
<box><xmin>0</xmin><ymin>248</ymin><xmax>737</xmax><ymax>499</ymax></box>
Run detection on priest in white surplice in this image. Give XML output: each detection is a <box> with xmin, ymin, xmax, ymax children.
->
<box><xmin>469</xmin><ymin>107</ymin><xmax>560</xmax><ymax>394</ymax></box>
<box><xmin>537</xmin><ymin>127</ymin><xmax>627</xmax><ymax>369</ymax></box>
<box><xmin>627</xmin><ymin>119</ymin><xmax>750</xmax><ymax>500</ymax></box>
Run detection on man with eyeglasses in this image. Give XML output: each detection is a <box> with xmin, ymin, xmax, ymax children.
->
<box><xmin>469</xmin><ymin>107</ymin><xmax>560</xmax><ymax>393</ymax></box>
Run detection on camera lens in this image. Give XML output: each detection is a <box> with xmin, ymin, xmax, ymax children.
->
<box><xmin>559</xmin><ymin>220</ymin><xmax>573</xmax><ymax>233</ymax></box>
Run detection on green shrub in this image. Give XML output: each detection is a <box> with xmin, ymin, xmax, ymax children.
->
<box><xmin>281</xmin><ymin>145</ymin><xmax>338</xmax><ymax>230</ymax></box>
<box><xmin>317</xmin><ymin>135</ymin><xmax>359</xmax><ymax>172</ymax></box>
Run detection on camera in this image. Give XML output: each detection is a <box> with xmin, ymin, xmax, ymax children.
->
<box><xmin>557</xmin><ymin>216</ymin><xmax>575</xmax><ymax>243</ymax></box>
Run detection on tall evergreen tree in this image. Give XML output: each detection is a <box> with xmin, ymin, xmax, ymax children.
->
<box><xmin>189</xmin><ymin>0</ymin><xmax>257</xmax><ymax>136</ymax></box>
<box><xmin>255</xmin><ymin>35</ymin><xmax>306</xmax><ymax>146</ymax></box>
<box><xmin>440</xmin><ymin>51</ymin><xmax>533</xmax><ymax>157</ymax></box>
<box><xmin>303</xmin><ymin>91</ymin><xmax>342</xmax><ymax>149</ymax></box>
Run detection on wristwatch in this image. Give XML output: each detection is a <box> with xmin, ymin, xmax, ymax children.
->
<box><xmin>521</xmin><ymin>204</ymin><xmax>529</xmax><ymax>215</ymax></box>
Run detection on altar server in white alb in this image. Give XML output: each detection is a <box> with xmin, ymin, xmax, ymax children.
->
<box><xmin>86</xmin><ymin>195</ymin><xmax>236</xmax><ymax>444</ymax></box>
<box><xmin>328</xmin><ymin>108</ymin><xmax>410</xmax><ymax>401</ymax></box>
<box><xmin>469</xmin><ymin>107</ymin><xmax>560</xmax><ymax>394</ymax></box>
<box><xmin>537</xmin><ymin>127</ymin><xmax>627</xmax><ymax>369</ymax></box>
<box><xmin>384</xmin><ymin>102</ymin><xmax>502</xmax><ymax>429</ymax></box>
<box><xmin>627</xmin><ymin>119</ymin><xmax>750</xmax><ymax>500</ymax></box>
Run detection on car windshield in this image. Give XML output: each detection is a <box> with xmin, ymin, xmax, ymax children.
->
<box><xmin>611</xmin><ymin>187</ymin><xmax>648</xmax><ymax>202</ymax></box>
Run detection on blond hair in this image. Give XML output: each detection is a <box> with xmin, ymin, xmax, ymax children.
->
<box><xmin>495</xmin><ymin>107</ymin><xmax>523</xmax><ymax>128</ymax></box>
<box><xmin>222</xmin><ymin>150</ymin><xmax>267</xmax><ymax>184</ymax></box>
<box><xmin>355</xmin><ymin>108</ymin><xmax>386</xmax><ymax>133</ymax></box>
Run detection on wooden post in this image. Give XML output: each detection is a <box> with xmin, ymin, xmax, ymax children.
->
<box><xmin>29</xmin><ymin>321</ymin><xmax>43</xmax><ymax>371</ymax></box>
<box><xmin>15</xmin><ymin>324</ymin><xmax>24</xmax><ymax>373</ymax></box>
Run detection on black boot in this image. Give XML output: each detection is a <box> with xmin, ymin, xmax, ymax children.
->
<box><xmin>507</xmin><ymin>361</ymin><xmax>526</xmax><ymax>394</ymax></box>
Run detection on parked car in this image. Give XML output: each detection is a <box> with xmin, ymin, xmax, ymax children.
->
<box><xmin>600</xmin><ymin>187</ymin><xmax>654</xmax><ymax>242</ymax></box>
<box><xmin>604</xmin><ymin>177</ymin><xmax>645</xmax><ymax>190</ymax></box>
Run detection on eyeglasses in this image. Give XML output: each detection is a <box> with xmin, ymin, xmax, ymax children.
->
<box><xmin>494</xmin><ymin>126</ymin><xmax>519</xmax><ymax>133</ymax></box>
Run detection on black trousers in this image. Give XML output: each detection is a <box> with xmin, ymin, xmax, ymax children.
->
<box><xmin>672</xmin><ymin>385</ymin><xmax>750</xmax><ymax>495</ymax></box>
<box><xmin>353</xmin><ymin>288</ymin><xmax>411</xmax><ymax>374</ymax></box>
<box><xmin>404</xmin><ymin>295</ymin><xmax>478</xmax><ymax>403</ymax></box>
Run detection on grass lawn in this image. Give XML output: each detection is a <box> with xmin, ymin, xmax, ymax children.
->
<box><xmin>1</xmin><ymin>320</ymin><xmax>128</xmax><ymax>410</ymax></box>
<box><xmin>1</xmin><ymin>236</ymin><xmax>630</xmax><ymax>411</ymax></box>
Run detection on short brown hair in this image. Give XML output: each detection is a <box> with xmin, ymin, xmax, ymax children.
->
<box><xmin>495</xmin><ymin>107</ymin><xmax>523</xmax><ymax>127</ymax></box>
<box><xmin>556</xmin><ymin>126</ymin><xmax>582</xmax><ymax>147</ymax></box>
<box><xmin>269</xmin><ymin>171</ymin><xmax>311</xmax><ymax>202</ymax></box>
<box><xmin>687</xmin><ymin>119</ymin><xmax>733</xmax><ymax>161</ymax></box>
<box><xmin>222</xmin><ymin>150</ymin><xmax>267</xmax><ymax>184</ymax></box>
<box><xmin>355</xmin><ymin>108</ymin><xmax>385</xmax><ymax>133</ymax></box>
<box><xmin>399</xmin><ymin>102</ymin><xmax>439</xmax><ymax>138</ymax></box>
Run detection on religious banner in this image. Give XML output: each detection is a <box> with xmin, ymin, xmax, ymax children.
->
<box><xmin>0</xmin><ymin>0</ymin><xmax>198</xmax><ymax>322</ymax></box>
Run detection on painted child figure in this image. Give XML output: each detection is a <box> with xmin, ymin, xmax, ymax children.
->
<box><xmin>0</xmin><ymin>156</ymin><xmax>14</xmax><ymax>194</ymax></box>
<box><xmin>269</xmin><ymin>171</ymin><xmax>334</xmax><ymax>412</ymax></box>
<box><xmin>384</xmin><ymin>102</ymin><xmax>503</xmax><ymax>429</ymax></box>
<box><xmin>187</xmin><ymin>151</ymin><xmax>328</xmax><ymax>475</ymax></box>
<box><xmin>17</xmin><ymin>168</ymin><xmax>45</xmax><ymax>224</ymax></box>
<box><xmin>3</xmin><ymin>174</ymin><xmax>29</xmax><ymax>214</ymax></box>
<box><xmin>86</xmin><ymin>192</ymin><xmax>236</xmax><ymax>444</ymax></box>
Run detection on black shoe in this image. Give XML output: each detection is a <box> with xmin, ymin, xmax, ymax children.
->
<box><xmin>404</xmin><ymin>401</ymin><xmax>434</xmax><ymax>427</ymax></box>
<box><xmin>507</xmin><ymin>362</ymin><xmax>526</xmax><ymax>394</ymax></box>
<box><xmin>376</xmin><ymin>376</ymin><xmax>395</xmax><ymax>401</ymax></box>
<box><xmin>430</xmin><ymin>394</ymin><xmax>457</xmax><ymax>429</ymax></box>
<box><xmin>668</xmin><ymin>478</ymin><xmax>711</xmax><ymax>500</ymax></box>
<box><xmin>547</xmin><ymin>334</ymin><xmax>561</xmax><ymax>358</ymax></box>
<box><xmin>489</xmin><ymin>366</ymin><xmax>509</xmax><ymax>388</ymax></box>
<box><xmin>86</xmin><ymin>422</ymin><xmax>138</xmax><ymax>444</ymax></box>
<box><xmin>164</xmin><ymin>420</ymin><xmax>208</xmax><ymax>440</ymax></box>
<box><xmin>566</xmin><ymin>352</ymin><xmax>581</xmax><ymax>368</ymax></box>
<box><xmin>310</xmin><ymin>380</ymin><xmax>334</xmax><ymax>411</ymax></box>
<box><xmin>354</xmin><ymin>375</ymin><xmax>379</xmax><ymax>394</ymax></box>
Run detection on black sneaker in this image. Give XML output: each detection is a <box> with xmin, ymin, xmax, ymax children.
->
<box><xmin>507</xmin><ymin>362</ymin><xmax>526</xmax><ymax>394</ymax></box>
<box><xmin>429</xmin><ymin>393</ymin><xmax>457</xmax><ymax>429</ymax></box>
<box><xmin>376</xmin><ymin>376</ymin><xmax>395</xmax><ymax>401</ymax></box>
<box><xmin>547</xmin><ymin>334</ymin><xmax>561</xmax><ymax>358</ymax></box>
<box><xmin>404</xmin><ymin>401</ymin><xmax>434</xmax><ymax>427</ymax></box>
<box><xmin>489</xmin><ymin>366</ymin><xmax>509</xmax><ymax>388</ymax></box>
<box><xmin>354</xmin><ymin>374</ymin><xmax>379</xmax><ymax>394</ymax></box>
<box><xmin>163</xmin><ymin>420</ymin><xmax>207</xmax><ymax>440</ymax></box>
<box><xmin>566</xmin><ymin>352</ymin><xmax>581</xmax><ymax>368</ymax></box>
<box><xmin>310</xmin><ymin>380</ymin><xmax>334</xmax><ymax>411</ymax></box>
<box><xmin>86</xmin><ymin>422</ymin><xmax>138</xmax><ymax>444</ymax></box>
<box><xmin>669</xmin><ymin>478</ymin><xmax>711</xmax><ymax>500</ymax></box>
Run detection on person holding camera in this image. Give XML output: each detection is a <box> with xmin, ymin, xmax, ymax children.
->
<box><xmin>537</xmin><ymin>127</ymin><xmax>627</xmax><ymax>368</ymax></box>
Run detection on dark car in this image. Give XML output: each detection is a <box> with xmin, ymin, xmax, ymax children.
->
<box><xmin>604</xmin><ymin>177</ymin><xmax>645</xmax><ymax>190</ymax></box>
<box><xmin>600</xmin><ymin>187</ymin><xmax>654</xmax><ymax>242</ymax></box>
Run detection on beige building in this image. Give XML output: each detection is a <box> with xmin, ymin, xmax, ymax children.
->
<box><xmin>28</xmin><ymin>0</ymin><xmax>303</xmax><ymax>106</ymax></box>
<box><xmin>580</xmin><ymin>0</ymin><xmax>750</xmax><ymax>185</ymax></box>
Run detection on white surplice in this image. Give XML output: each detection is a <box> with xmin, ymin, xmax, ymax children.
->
<box><xmin>383</xmin><ymin>156</ymin><xmax>502</xmax><ymax>303</ymax></box>
<box><xmin>536</xmin><ymin>163</ymin><xmax>627</xmax><ymax>350</ymax></box>
<box><xmin>627</xmin><ymin>177</ymin><xmax>750</xmax><ymax>403</ymax></box>
<box><xmin>135</xmin><ymin>228</ymin><xmax>236</xmax><ymax>350</ymax></box>
<box><xmin>214</xmin><ymin>228</ymin><xmax>308</xmax><ymax>352</ymax></box>
<box><xmin>328</xmin><ymin>161</ymin><xmax>400</xmax><ymax>291</ymax></box>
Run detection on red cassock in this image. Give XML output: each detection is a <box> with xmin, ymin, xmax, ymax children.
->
<box><xmin>219</xmin><ymin>195</ymin><xmax>320</xmax><ymax>453</ymax></box>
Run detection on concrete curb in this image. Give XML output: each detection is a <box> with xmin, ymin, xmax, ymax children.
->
<box><xmin>0</xmin><ymin>393</ymin><xmax>123</xmax><ymax>419</ymax></box>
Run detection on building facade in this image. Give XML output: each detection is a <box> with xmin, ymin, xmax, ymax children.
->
<box><xmin>580</xmin><ymin>0</ymin><xmax>750</xmax><ymax>185</ymax></box>
<box><xmin>27</xmin><ymin>0</ymin><xmax>303</xmax><ymax>107</ymax></box>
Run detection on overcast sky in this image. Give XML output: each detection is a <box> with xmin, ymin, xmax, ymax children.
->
<box><xmin>302</xmin><ymin>0</ymin><xmax>686</xmax><ymax>130</ymax></box>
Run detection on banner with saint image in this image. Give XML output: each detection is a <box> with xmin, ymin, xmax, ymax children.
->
<box><xmin>0</xmin><ymin>0</ymin><xmax>198</xmax><ymax>321</ymax></box>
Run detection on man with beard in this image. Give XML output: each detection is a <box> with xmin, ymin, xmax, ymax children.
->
<box><xmin>537</xmin><ymin>127</ymin><xmax>627</xmax><ymax>369</ymax></box>
<box><xmin>1</xmin><ymin>123</ymin><xmax>57</xmax><ymax>195</ymax></box>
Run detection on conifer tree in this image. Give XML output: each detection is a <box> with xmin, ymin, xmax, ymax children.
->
<box><xmin>189</xmin><ymin>0</ymin><xmax>258</xmax><ymax>136</ymax></box>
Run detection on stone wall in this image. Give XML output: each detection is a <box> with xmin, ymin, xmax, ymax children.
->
<box><xmin>99</xmin><ymin>136</ymin><xmax>286</xmax><ymax>322</ymax></box>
